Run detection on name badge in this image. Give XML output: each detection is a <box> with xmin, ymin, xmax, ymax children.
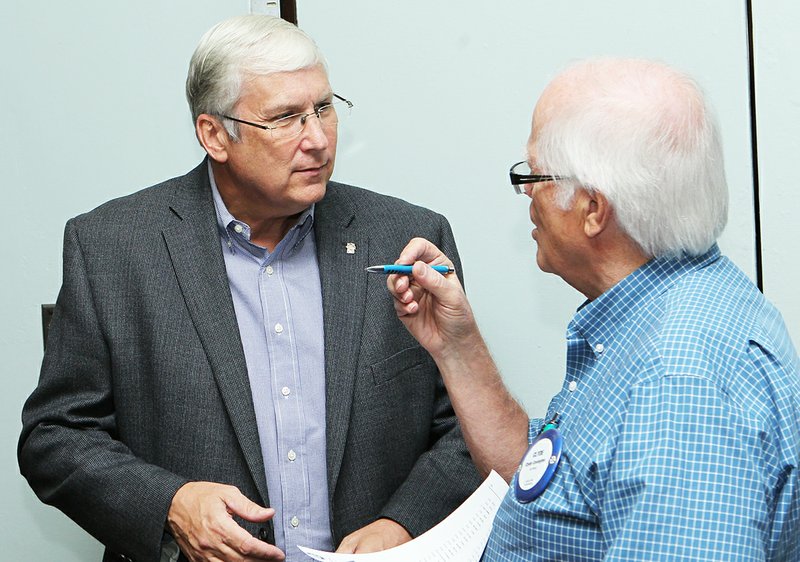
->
<box><xmin>514</xmin><ymin>428</ymin><xmax>563</xmax><ymax>503</ymax></box>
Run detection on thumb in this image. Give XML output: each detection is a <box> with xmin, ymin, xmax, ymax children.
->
<box><xmin>224</xmin><ymin>492</ymin><xmax>275</xmax><ymax>523</ymax></box>
<box><xmin>412</xmin><ymin>261</ymin><xmax>454</xmax><ymax>299</ymax></box>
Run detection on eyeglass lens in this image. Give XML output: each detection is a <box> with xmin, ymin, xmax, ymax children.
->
<box><xmin>274</xmin><ymin>100</ymin><xmax>350</xmax><ymax>139</ymax></box>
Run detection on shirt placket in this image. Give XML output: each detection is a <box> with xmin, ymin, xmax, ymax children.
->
<box><xmin>260</xmin><ymin>259</ymin><xmax>310</xmax><ymax>551</ymax></box>
<box><xmin>550</xmin><ymin>323</ymin><xmax>584</xmax><ymax>419</ymax></box>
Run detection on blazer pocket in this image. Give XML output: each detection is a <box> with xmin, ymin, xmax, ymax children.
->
<box><xmin>370</xmin><ymin>346</ymin><xmax>431</xmax><ymax>386</ymax></box>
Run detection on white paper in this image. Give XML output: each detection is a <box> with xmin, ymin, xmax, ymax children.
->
<box><xmin>298</xmin><ymin>470</ymin><xmax>508</xmax><ymax>562</ymax></box>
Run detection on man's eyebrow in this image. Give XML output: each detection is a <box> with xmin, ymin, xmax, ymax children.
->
<box><xmin>257</xmin><ymin>102</ymin><xmax>302</xmax><ymax>119</ymax></box>
<box><xmin>259</xmin><ymin>91</ymin><xmax>335</xmax><ymax>118</ymax></box>
<box><xmin>317</xmin><ymin>91</ymin><xmax>335</xmax><ymax>104</ymax></box>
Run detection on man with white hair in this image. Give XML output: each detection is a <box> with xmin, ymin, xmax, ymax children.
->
<box><xmin>19</xmin><ymin>15</ymin><xmax>479</xmax><ymax>562</ymax></box>
<box><xmin>387</xmin><ymin>58</ymin><xmax>799</xmax><ymax>560</ymax></box>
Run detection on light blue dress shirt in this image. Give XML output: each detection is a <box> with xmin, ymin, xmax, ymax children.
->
<box><xmin>484</xmin><ymin>245</ymin><xmax>799</xmax><ymax>561</ymax></box>
<box><xmin>209</xmin><ymin>167</ymin><xmax>333</xmax><ymax>561</ymax></box>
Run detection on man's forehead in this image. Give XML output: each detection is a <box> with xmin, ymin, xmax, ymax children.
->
<box><xmin>532</xmin><ymin>84</ymin><xmax>563</xmax><ymax>123</ymax></box>
<box><xmin>527</xmin><ymin>97</ymin><xmax>550</xmax><ymax>156</ymax></box>
<box><xmin>527</xmin><ymin>83</ymin><xmax>569</xmax><ymax>149</ymax></box>
<box><xmin>241</xmin><ymin>67</ymin><xmax>331</xmax><ymax>106</ymax></box>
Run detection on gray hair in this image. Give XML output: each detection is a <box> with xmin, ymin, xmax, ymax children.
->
<box><xmin>186</xmin><ymin>15</ymin><xmax>327</xmax><ymax>138</ymax></box>
<box><xmin>535</xmin><ymin>58</ymin><xmax>728</xmax><ymax>258</ymax></box>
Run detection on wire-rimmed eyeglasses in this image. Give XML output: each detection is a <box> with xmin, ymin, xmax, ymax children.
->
<box><xmin>221</xmin><ymin>93</ymin><xmax>353</xmax><ymax>141</ymax></box>
<box><xmin>509</xmin><ymin>161</ymin><xmax>570</xmax><ymax>195</ymax></box>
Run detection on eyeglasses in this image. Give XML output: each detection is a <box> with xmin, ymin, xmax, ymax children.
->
<box><xmin>509</xmin><ymin>161</ymin><xmax>570</xmax><ymax>195</ymax></box>
<box><xmin>222</xmin><ymin>93</ymin><xmax>353</xmax><ymax>141</ymax></box>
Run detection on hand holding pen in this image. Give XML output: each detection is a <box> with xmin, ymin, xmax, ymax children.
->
<box><xmin>381</xmin><ymin>237</ymin><xmax>478</xmax><ymax>359</ymax></box>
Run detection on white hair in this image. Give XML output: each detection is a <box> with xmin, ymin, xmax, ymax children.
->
<box><xmin>535</xmin><ymin>58</ymin><xmax>728</xmax><ymax>257</ymax></box>
<box><xmin>185</xmin><ymin>15</ymin><xmax>327</xmax><ymax>139</ymax></box>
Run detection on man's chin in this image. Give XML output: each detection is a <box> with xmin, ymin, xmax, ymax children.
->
<box><xmin>535</xmin><ymin>251</ymin><xmax>551</xmax><ymax>274</ymax></box>
<box><xmin>301</xmin><ymin>180</ymin><xmax>328</xmax><ymax>205</ymax></box>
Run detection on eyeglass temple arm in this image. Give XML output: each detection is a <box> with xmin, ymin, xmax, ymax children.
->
<box><xmin>333</xmin><ymin>93</ymin><xmax>354</xmax><ymax>108</ymax></box>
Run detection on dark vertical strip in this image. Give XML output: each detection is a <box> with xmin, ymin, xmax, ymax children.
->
<box><xmin>280</xmin><ymin>0</ymin><xmax>298</xmax><ymax>24</ymax></box>
<box><xmin>745</xmin><ymin>0</ymin><xmax>764</xmax><ymax>291</ymax></box>
<box><xmin>41</xmin><ymin>304</ymin><xmax>55</xmax><ymax>350</ymax></box>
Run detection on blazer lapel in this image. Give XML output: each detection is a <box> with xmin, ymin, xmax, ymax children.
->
<box><xmin>161</xmin><ymin>164</ymin><xmax>269</xmax><ymax>505</ymax></box>
<box><xmin>315</xmin><ymin>187</ymin><xmax>369</xmax><ymax>498</ymax></box>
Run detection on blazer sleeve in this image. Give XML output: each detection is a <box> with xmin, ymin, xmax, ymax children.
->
<box><xmin>18</xmin><ymin>220</ymin><xmax>189</xmax><ymax>562</ymax></box>
<box><xmin>376</xmin><ymin>213</ymin><xmax>482</xmax><ymax>537</ymax></box>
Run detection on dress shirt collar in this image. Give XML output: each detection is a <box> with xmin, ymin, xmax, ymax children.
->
<box><xmin>207</xmin><ymin>160</ymin><xmax>315</xmax><ymax>259</ymax></box>
<box><xmin>571</xmin><ymin>245</ymin><xmax>722</xmax><ymax>358</ymax></box>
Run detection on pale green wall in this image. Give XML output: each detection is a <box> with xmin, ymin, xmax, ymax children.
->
<box><xmin>298</xmin><ymin>0</ymin><xmax>761</xmax><ymax>414</ymax></box>
<box><xmin>2</xmin><ymin>1</ymin><xmax>796</xmax><ymax>559</ymax></box>
<box><xmin>753</xmin><ymin>2</ymin><xmax>800</xmax><ymax>341</ymax></box>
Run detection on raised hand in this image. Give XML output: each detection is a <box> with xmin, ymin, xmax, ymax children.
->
<box><xmin>386</xmin><ymin>237</ymin><xmax>529</xmax><ymax>480</ymax></box>
<box><xmin>387</xmin><ymin>237</ymin><xmax>481</xmax><ymax>359</ymax></box>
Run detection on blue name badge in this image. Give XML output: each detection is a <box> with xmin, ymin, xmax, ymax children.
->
<box><xmin>514</xmin><ymin>428</ymin><xmax>563</xmax><ymax>503</ymax></box>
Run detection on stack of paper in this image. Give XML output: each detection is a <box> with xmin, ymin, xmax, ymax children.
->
<box><xmin>299</xmin><ymin>470</ymin><xmax>508</xmax><ymax>562</ymax></box>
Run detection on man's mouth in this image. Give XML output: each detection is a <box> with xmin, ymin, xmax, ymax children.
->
<box><xmin>296</xmin><ymin>162</ymin><xmax>327</xmax><ymax>174</ymax></box>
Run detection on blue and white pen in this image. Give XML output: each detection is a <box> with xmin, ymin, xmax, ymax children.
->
<box><xmin>365</xmin><ymin>264</ymin><xmax>454</xmax><ymax>275</ymax></box>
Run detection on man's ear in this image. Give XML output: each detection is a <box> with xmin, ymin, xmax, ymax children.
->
<box><xmin>584</xmin><ymin>190</ymin><xmax>612</xmax><ymax>238</ymax></box>
<box><xmin>195</xmin><ymin>114</ymin><xmax>231</xmax><ymax>163</ymax></box>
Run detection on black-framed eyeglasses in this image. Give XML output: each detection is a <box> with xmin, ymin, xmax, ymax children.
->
<box><xmin>221</xmin><ymin>93</ymin><xmax>353</xmax><ymax>141</ymax></box>
<box><xmin>509</xmin><ymin>161</ymin><xmax>570</xmax><ymax>195</ymax></box>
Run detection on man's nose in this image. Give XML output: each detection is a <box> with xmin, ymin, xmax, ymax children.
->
<box><xmin>299</xmin><ymin>115</ymin><xmax>330</xmax><ymax>149</ymax></box>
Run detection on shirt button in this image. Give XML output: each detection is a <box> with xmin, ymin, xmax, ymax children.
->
<box><xmin>568</xmin><ymin>381</ymin><xmax>578</xmax><ymax>392</ymax></box>
<box><xmin>287</xmin><ymin>449</ymin><xmax>297</xmax><ymax>461</ymax></box>
<box><xmin>233</xmin><ymin>224</ymin><xmax>244</xmax><ymax>234</ymax></box>
<box><xmin>595</xmin><ymin>343</ymin><xmax>605</xmax><ymax>354</ymax></box>
<box><xmin>290</xmin><ymin>516</ymin><xmax>300</xmax><ymax>528</ymax></box>
<box><xmin>281</xmin><ymin>386</ymin><xmax>291</xmax><ymax>397</ymax></box>
<box><xmin>266</xmin><ymin>265</ymin><xmax>274</xmax><ymax>275</ymax></box>
<box><xmin>274</xmin><ymin>323</ymin><xmax>284</xmax><ymax>334</ymax></box>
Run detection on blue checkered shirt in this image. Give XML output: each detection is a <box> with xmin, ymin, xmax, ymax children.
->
<box><xmin>483</xmin><ymin>245</ymin><xmax>800</xmax><ymax>561</ymax></box>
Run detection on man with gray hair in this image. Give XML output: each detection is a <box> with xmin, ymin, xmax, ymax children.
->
<box><xmin>19</xmin><ymin>14</ymin><xmax>479</xmax><ymax>562</ymax></box>
<box><xmin>387</xmin><ymin>58</ymin><xmax>799</xmax><ymax>560</ymax></box>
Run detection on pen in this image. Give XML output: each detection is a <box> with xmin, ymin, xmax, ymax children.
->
<box><xmin>365</xmin><ymin>264</ymin><xmax>454</xmax><ymax>275</ymax></box>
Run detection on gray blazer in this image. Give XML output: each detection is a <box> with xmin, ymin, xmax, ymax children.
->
<box><xmin>19</xmin><ymin>161</ymin><xmax>480</xmax><ymax>562</ymax></box>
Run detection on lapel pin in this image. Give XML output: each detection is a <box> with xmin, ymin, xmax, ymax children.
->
<box><xmin>345</xmin><ymin>242</ymin><xmax>356</xmax><ymax>254</ymax></box>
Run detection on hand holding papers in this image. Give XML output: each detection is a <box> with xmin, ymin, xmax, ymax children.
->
<box><xmin>298</xmin><ymin>471</ymin><xmax>508</xmax><ymax>562</ymax></box>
